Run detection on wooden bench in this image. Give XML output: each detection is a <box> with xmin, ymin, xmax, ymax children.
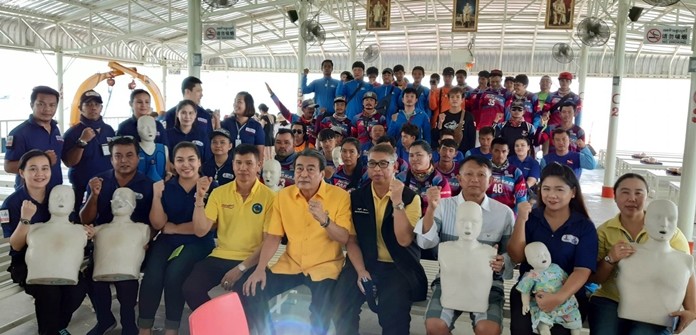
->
<box><xmin>0</xmin><ymin>237</ymin><xmax>34</xmax><ymax>333</ymax></box>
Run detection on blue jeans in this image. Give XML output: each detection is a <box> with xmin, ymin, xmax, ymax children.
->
<box><xmin>589</xmin><ymin>296</ymin><xmax>671</xmax><ymax>335</ymax></box>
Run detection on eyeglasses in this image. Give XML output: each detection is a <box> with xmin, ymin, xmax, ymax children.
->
<box><xmin>292</xmin><ymin>130</ymin><xmax>304</xmax><ymax>134</ymax></box>
<box><xmin>367</xmin><ymin>160</ymin><xmax>394</xmax><ymax>168</ymax></box>
<box><xmin>511</xmin><ymin>107</ymin><xmax>524</xmax><ymax>111</ymax></box>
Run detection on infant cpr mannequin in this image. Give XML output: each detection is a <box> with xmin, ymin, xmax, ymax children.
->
<box><xmin>517</xmin><ymin>242</ymin><xmax>581</xmax><ymax>335</ymax></box>
<box><xmin>262</xmin><ymin>159</ymin><xmax>282</xmax><ymax>192</ymax></box>
<box><xmin>439</xmin><ymin>201</ymin><xmax>496</xmax><ymax>312</ymax></box>
<box><xmin>618</xmin><ymin>199</ymin><xmax>694</xmax><ymax>327</ymax></box>
<box><xmin>92</xmin><ymin>188</ymin><xmax>150</xmax><ymax>281</ymax></box>
<box><xmin>26</xmin><ymin>185</ymin><xmax>87</xmax><ymax>285</ymax></box>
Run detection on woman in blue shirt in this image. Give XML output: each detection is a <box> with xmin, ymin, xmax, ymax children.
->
<box><xmin>508</xmin><ymin>162</ymin><xmax>598</xmax><ymax>335</ymax></box>
<box><xmin>509</xmin><ymin>137</ymin><xmax>541</xmax><ymax>203</ymax></box>
<box><xmin>166</xmin><ymin>100</ymin><xmax>211</xmax><ymax>164</ymax></box>
<box><xmin>2</xmin><ymin>150</ymin><xmax>87</xmax><ymax>335</ymax></box>
<box><xmin>138</xmin><ymin>142</ymin><xmax>216</xmax><ymax>335</ymax></box>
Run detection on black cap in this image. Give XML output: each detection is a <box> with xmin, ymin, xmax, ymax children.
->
<box><xmin>334</xmin><ymin>96</ymin><xmax>346</xmax><ymax>103</ymax></box>
<box><xmin>442</xmin><ymin>67</ymin><xmax>455</xmax><ymax>76</ymax></box>
<box><xmin>478</xmin><ymin>70</ymin><xmax>490</xmax><ymax>78</ymax></box>
<box><xmin>80</xmin><ymin>90</ymin><xmax>103</xmax><ymax>105</ymax></box>
<box><xmin>351</xmin><ymin>61</ymin><xmax>365</xmax><ymax>70</ymax></box>
<box><xmin>210</xmin><ymin>128</ymin><xmax>231</xmax><ymax>140</ymax></box>
<box><xmin>366</xmin><ymin>66</ymin><xmax>379</xmax><ymax>76</ymax></box>
<box><xmin>393</xmin><ymin>64</ymin><xmax>405</xmax><ymax>73</ymax></box>
<box><xmin>382</xmin><ymin>67</ymin><xmax>394</xmax><ymax>75</ymax></box>
<box><xmin>362</xmin><ymin>91</ymin><xmax>378</xmax><ymax>101</ymax></box>
<box><xmin>258</xmin><ymin>103</ymin><xmax>269</xmax><ymax>112</ymax></box>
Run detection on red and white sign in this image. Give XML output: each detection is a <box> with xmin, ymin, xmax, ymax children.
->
<box><xmin>644</xmin><ymin>26</ymin><xmax>691</xmax><ymax>45</ymax></box>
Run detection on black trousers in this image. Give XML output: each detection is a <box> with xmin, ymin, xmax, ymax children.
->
<box><xmin>84</xmin><ymin>265</ymin><xmax>139</xmax><ymax>335</ymax></box>
<box><xmin>25</xmin><ymin>276</ymin><xmax>87</xmax><ymax>335</ymax></box>
<box><xmin>182</xmin><ymin>256</ymin><xmax>254</xmax><ymax>310</ymax></box>
<box><xmin>332</xmin><ymin>260</ymin><xmax>413</xmax><ymax>335</ymax></box>
<box><xmin>509</xmin><ymin>282</ymin><xmax>590</xmax><ymax>335</ymax></box>
<box><xmin>244</xmin><ymin>269</ymin><xmax>336</xmax><ymax>335</ymax></box>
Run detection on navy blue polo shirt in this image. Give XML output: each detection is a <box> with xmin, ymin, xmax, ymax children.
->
<box><xmin>116</xmin><ymin>116</ymin><xmax>169</xmax><ymax>146</ymax></box>
<box><xmin>62</xmin><ymin>116</ymin><xmax>116</xmax><ymax>191</ymax></box>
<box><xmin>5</xmin><ymin>115</ymin><xmax>64</xmax><ymax>190</ymax></box>
<box><xmin>162</xmin><ymin>105</ymin><xmax>213</xmax><ymax>137</ymax></box>
<box><xmin>520</xmin><ymin>208</ymin><xmax>598</xmax><ymax>277</ymax></box>
<box><xmin>509</xmin><ymin>155</ymin><xmax>541</xmax><ymax>181</ymax></box>
<box><xmin>158</xmin><ymin>177</ymin><xmax>216</xmax><ymax>247</ymax></box>
<box><xmin>85</xmin><ymin>169</ymin><xmax>154</xmax><ymax>226</ymax></box>
<box><xmin>0</xmin><ymin>187</ymin><xmax>51</xmax><ymax>255</ymax></box>
<box><xmin>220</xmin><ymin>117</ymin><xmax>265</xmax><ymax>148</ymax></box>
<box><xmin>166</xmin><ymin>125</ymin><xmax>211</xmax><ymax>163</ymax></box>
<box><xmin>201</xmin><ymin>155</ymin><xmax>234</xmax><ymax>185</ymax></box>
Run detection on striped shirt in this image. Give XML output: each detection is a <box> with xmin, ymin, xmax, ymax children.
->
<box><xmin>414</xmin><ymin>194</ymin><xmax>515</xmax><ymax>284</ymax></box>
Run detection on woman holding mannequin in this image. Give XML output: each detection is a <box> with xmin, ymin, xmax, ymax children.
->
<box><xmin>508</xmin><ymin>162</ymin><xmax>598</xmax><ymax>335</ymax></box>
<box><xmin>138</xmin><ymin>142</ymin><xmax>216</xmax><ymax>335</ymax></box>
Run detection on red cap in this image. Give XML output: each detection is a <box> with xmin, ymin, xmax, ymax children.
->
<box><xmin>558</xmin><ymin>72</ymin><xmax>574</xmax><ymax>80</ymax></box>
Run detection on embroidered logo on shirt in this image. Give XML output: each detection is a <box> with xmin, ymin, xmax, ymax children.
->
<box><xmin>192</xmin><ymin>140</ymin><xmax>204</xmax><ymax>147</ymax></box>
<box><xmin>561</xmin><ymin>234</ymin><xmax>579</xmax><ymax>245</ymax></box>
<box><xmin>0</xmin><ymin>210</ymin><xmax>9</xmax><ymax>223</ymax></box>
<box><xmin>354</xmin><ymin>207</ymin><xmax>370</xmax><ymax>215</ymax></box>
<box><xmin>197</xmin><ymin>117</ymin><xmax>208</xmax><ymax>123</ymax></box>
<box><xmin>5</xmin><ymin>136</ymin><xmax>13</xmax><ymax>148</ymax></box>
<box><xmin>222</xmin><ymin>204</ymin><xmax>235</xmax><ymax>209</ymax></box>
<box><xmin>252</xmin><ymin>203</ymin><xmax>263</xmax><ymax>214</ymax></box>
<box><xmin>245</xmin><ymin>128</ymin><xmax>256</xmax><ymax>134</ymax></box>
<box><xmin>222</xmin><ymin>173</ymin><xmax>234</xmax><ymax>179</ymax></box>
<box><xmin>56</xmin><ymin>135</ymin><xmax>64</xmax><ymax>142</ymax></box>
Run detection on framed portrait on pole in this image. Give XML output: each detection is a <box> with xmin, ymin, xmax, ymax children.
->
<box><xmin>452</xmin><ymin>0</ymin><xmax>479</xmax><ymax>32</ymax></box>
<box><xmin>545</xmin><ymin>0</ymin><xmax>575</xmax><ymax>29</ymax></box>
<box><xmin>367</xmin><ymin>0</ymin><xmax>391</xmax><ymax>31</ymax></box>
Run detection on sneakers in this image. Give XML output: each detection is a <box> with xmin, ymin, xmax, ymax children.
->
<box><xmin>86</xmin><ymin>320</ymin><xmax>116</xmax><ymax>335</ymax></box>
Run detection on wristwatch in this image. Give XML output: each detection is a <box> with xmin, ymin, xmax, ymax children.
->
<box><xmin>19</xmin><ymin>218</ymin><xmax>30</xmax><ymax>225</ymax></box>
<box><xmin>237</xmin><ymin>263</ymin><xmax>248</xmax><ymax>273</ymax></box>
<box><xmin>604</xmin><ymin>255</ymin><xmax>615</xmax><ymax>265</ymax></box>
<box><xmin>76</xmin><ymin>139</ymin><xmax>88</xmax><ymax>148</ymax></box>
<box><xmin>394</xmin><ymin>202</ymin><xmax>406</xmax><ymax>211</ymax></box>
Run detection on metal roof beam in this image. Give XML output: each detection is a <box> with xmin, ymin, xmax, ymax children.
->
<box><xmin>58</xmin><ymin>0</ymin><xmax>129</xmax><ymax>24</ymax></box>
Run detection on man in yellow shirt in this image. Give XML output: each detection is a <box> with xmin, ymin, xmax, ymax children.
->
<box><xmin>243</xmin><ymin>149</ymin><xmax>353</xmax><ymax>334</ymax></box>
<box><xmin>184</xmin><ymin>144</ymin><xmax>275</xmax><ymax>313</ymax></box>
<box><xmin>332</xmin><ymin>143</ymin><xmax>426</xmax><ymax>335</ymax></box>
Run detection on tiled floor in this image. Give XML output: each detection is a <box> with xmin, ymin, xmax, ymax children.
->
<box><xmin>2</xmin><ymin>168</ymin><xmax>694</xmax><ymax>335</ymax></box>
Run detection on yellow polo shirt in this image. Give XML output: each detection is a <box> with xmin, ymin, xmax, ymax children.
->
<box><xmin>372</xmin><ymin>185</ymin><xmax>422</xmax><ymax>262</ymax></box>
<box><xmin>205</xmin><ymin>180</ymin><xmax>275</xmax><ymax>261</ymax></box>
<box><xmin>267</xmin><ymin>181</ymin><xmax>354</xmax><ymax>281</ymax></box>
<box><xmin>593</xmin><ymin>214</ymin><xmax>689</xmax><ymax>302</ymax></box>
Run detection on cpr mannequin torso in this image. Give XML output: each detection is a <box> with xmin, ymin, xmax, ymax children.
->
<box><xmin>26</xmin><ymin>185</ymin><xmax>87</xmax><ymax>285</ymax></box>
<box><xmin>262</xmin><ymin>159</ymin><xmax>282</xmax><ymax>192</ymax></box>
<box><xmin>137</xmin><ymin>115</ymin><xmax>168</xmax><ymax>182</ymax></box>
<box><xmin>517</xmin><ymin>241</ymin><xmax>582</xmax><ymax>335</ymax></box>
<box><xmin>618</xmin><ymin>199</ymin><xmax>694</xmax><ymax>327</ymax></box>
<box><xmin>93</xmin><ymin>187</ymin><xmax>150</xmax><ymax>281</ymax></box>
<box><xmin>439</xmin><ymin>201</ymin><xmax>496</xmax><ymax>312</ymax></box>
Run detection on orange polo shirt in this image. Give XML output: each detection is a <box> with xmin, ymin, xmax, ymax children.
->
<box><xmin>267</xmin><ymin>181</ymin><xmax>354</xmax><ymax>281</ymax></box>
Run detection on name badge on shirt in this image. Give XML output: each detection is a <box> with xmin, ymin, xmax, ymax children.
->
<box><xmin>222</xmin><ymin>173</ymin><xmax>234</xmax><ymax>179</ymax></box>
<box><xmin>101</xmin><ymin>143</ymin><xmax>111</xmax><ymax>156</ymax></box>
<box><xmin>197</xmin><ymin>117</ymin><xmax>208</xmax><ymax>124</ymax></box>
<box><xmin>235</xmin><ymin>138</ymin><xmax>242</xmax><ymax>146</ymax></box>
<box><xmin>56</xmin><ymin>135</ymin><xmax>64</xmax><ymax>142</ymax></box>
<box><xmin>354</xmin><ymin>207</ymin><xmax>370</xmax><ymax>215</ymax></box>
<box><xmin>245</xmin><ymin>128</ymin><xmax>256</xmax><ymax>134</ymax></box>
<box><xmin>561</xmin><ymin>234</ymin><xmax>579</xmax><ymax>245</ymax></box>
<box><xmin>0</xmin><ymin>210</ymin><xmax>9</xmax><ymax>223</ymax></box>
<box><xmin>6</xmin><ymin>136</ymin><xmax>13</xmax><ymax>148</ymax></box>
<box><xmin>134</xmin><ymin>192</ymin><xmax>144</xmax><ymax>200</ymax></box>
<box><xmin>192</xmin><ymin>140</ymin><xmax>204</xmax><ymax>147</ymax></box>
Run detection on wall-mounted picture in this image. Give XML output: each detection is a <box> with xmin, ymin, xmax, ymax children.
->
<box><xmin>453</xmin><ymin>0</ymin><xmax>479</xmax><ymax>32</ymax></box>
<box><xmin>545</xmin><ymin>0</ymin><xmax>575</xmax><ymax>29</ymax></box>
<box><xmin>367</xmin><ymin>0</ymin><xmax>391</xmax><ymax>31</ymax></box>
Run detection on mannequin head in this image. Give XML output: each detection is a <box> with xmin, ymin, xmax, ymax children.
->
<box><xmin>644</xmin><ymin>199</ymin><xmax>678</xmax><ymax>242</ymax></box>
<box><xmin>455</xmin><ymin>201</ymin><xmax>483</xmax><ymax>241</ymax></box>
<box><xmin>137</xmin><ymin>115</ymin><xmax>157</xmax><ymax>142</ymax></box>
<box><xmin>262</xmin><ymin>159</ymin><xmax>281</xmax><ymax>187</ymax></box>
<box><xmin>111</xmin><ymin>187</ymin><xmax>136</xmax><ymax>217</ymax></box>
<box><xmin>525</xmin><ymin>242</ymin><xmax>552</xmax><ymax>271</ymax></box>
<box><xmin>332</xmin><ymin>146</ymin><xmax>343</xmax><ymax>166</ymax></box>
<box><xmin>48</xmin><ymin>185</ymin><xmax>75</xmax><ymax>217</ymax></box>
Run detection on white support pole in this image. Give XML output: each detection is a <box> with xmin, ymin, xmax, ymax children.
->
<box><xmin>56</xmin><ymin>50</ymin><xmax>65</xmax><ymax>131</ymax></box>
<box><xmin>601</xmin><ymin>0</ymin><xmax>628</xmax><ymax>199</ymax></box>
<box><xmin>677</xmin><ymin>20</ymin><xmax>696</xmax><ymax>250</ymax></box>
<box><xmin>187</xmin><ymin>0</ymin><xmax>202</xmax><ymax>78</ymax></box>
<box><xmin>297</xmin><ymin>0</ymin><xmax>308</xmax><ymax>113</ymax></box>
<box><xmin>577</xmin><ymin>45</ymin><xmax>589</xmax><ymax>127</ymax></box>
<box><xmin>161</xmin><ymin>62</ymin><xmax>168</xmax><ymax>109</ymax></box>
<box><xmin>350</xmin><ymin>28</ymin><xmax>358</xmax><ymax>63</ymax></box>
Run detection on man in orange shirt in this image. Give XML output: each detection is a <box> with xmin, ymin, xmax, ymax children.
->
<box><xmin>430</xmin><ymin>67</ymin><xmax>458</xmax><ymax>145</ymax></box>
<box><xmin>243</xmin><ymin>149</ymin><xmax>353</xmax><ymax>334</ymax></box>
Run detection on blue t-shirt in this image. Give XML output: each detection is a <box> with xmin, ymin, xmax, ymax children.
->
<box><xmin>464</xmin><ymin>147</ymin><xmax>493</xmax><ymax>161</ymax></box>
<box><xmin>5</xmin><ymin>116</ymin><xmax>64</xmax><ymax>190</ymax></box>
<box><xmin>138</xmin><ymin>143</ymin><xmax>167</xmax><ymax>183</ymax></box>
<box><xmin>404</xmin><ymin>83</ymin><xmax>431</xmax><ymax>117</ymax></box>
<box><xmin>220</xmin><ymin>117</ymin><xmax>265</xmax><ymax>148</ymax></box>
<box><xmin>0</xmin><ymin>187</ymin><xmax>51</xmax><ymax>243</ymax></box>
<box><xmin>162</xmin><ymin>105</ymin><xmax>213</xmax><ymax>137</ymax></box>
<box><xmin>117</xmin><ymin>116</ymin><xmax>169</xmax><ymax>146</ymax></box>
<box><xmin>62</xmin><ymin>116</ymin><xmax>116</xmax><ymax>191</ymax></box>
<box><xmin>520</xmin><ymin>208</ymin><xmax>598</xmax><ymax>277</ymax></box>
<box><xmin>166</xmin><ymin>126</ymin><xmax>211</xmax><ymax>163</ymax></box>
<box><xmin>337</xmin><ymin>79</ymin><xmax>374</xmax><ymax>120</ymax></box>
<box><xmin>201</xmin><ymin>155</ymin><xmax>234</xmax><ymax>186</ymax></box>
<box><xmin>373</xmin><ymin>84</ymin><xmax>402</xmax><ymax>118</ymax></box>
<box><xmin>302</xmin><ymin>75</ymin><xmax>340</xmax><ymax>115</ymax></box>
<box><xmin>158</xmin><ymin>177</ymin><xmax>215</xmax><ymax>247</ymax></box>
<box><xmin>85</xmin><ymin>169</ymin><xmax>154</xmax><ymax>226</ymax></box>
<box><xmin>509</xmin><ymin>155</ymin><xmax>541</xmax><ymax>182</ymax></box>
<box><xmin>387</xmin><ymin>110</ymin><xmax>432</xmax><ymax>143</ymax></box>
